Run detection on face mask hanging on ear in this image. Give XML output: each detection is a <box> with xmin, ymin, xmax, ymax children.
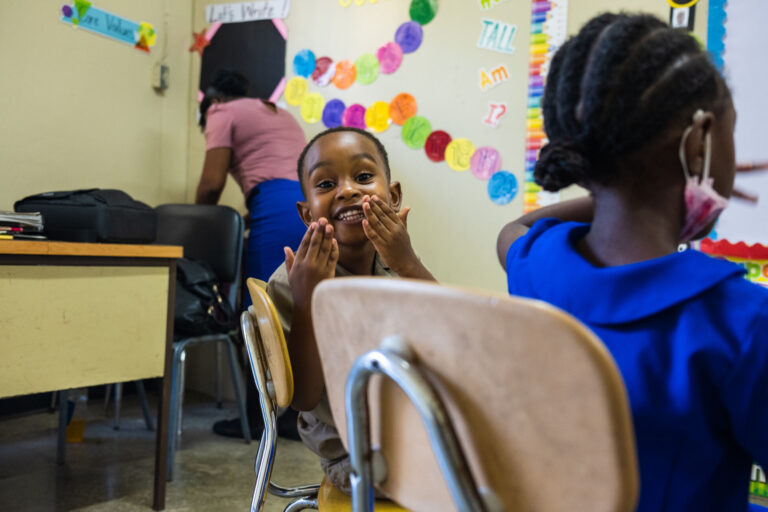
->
<box><xmin>678</xmin><ymin>109</ymin><xmax>730</xmax><ymax>242</ymax></box>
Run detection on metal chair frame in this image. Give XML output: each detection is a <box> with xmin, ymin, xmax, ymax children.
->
<box><xmin>345</xmin><ymin>337</ymin><xmax>491</xmax><ymax>512</ymax></box>
<box><xmin>166</xmin><ymin>330</ymin><xmax>251</xmax><ymax>481</ymax></box>
<box><xmin>241</xmin><ymin>310</ymin><xmax>320</xmax><ymax>512</ymax></box>
<box><xmin>157</xmin><ymin>204</ymin><xmax>252</xmax><ymax>481</ymax></box>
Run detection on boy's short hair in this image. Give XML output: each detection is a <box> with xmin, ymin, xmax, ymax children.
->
<box><xmin>296</xmin><ymin>127</ymin><xmax>391</xmax><ymax>190</ymax></box>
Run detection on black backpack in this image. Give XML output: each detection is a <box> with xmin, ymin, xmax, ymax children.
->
<box><xmin>174</xmin><ymin>258</ymin><xmax>235</xmax><ymax>337</ymax></box>
<box><xmin>14</xmin><ymin>189</ymin><xmax>157</xmax><ymax>243</ymax></box>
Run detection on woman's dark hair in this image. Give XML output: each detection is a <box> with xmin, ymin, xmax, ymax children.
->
<box><xmin>199</xmin><ymin>69</ymin><xmax>250</xmax><ymax>129</ymax></box>
<box><xmin>296</xmin><ymin>127</ymin><xmax>391</xmax><ymax>190</ymax></box>
<box><xmin>535</xmin><ymin>13</ymin><xmax>731</xmax><ymax>191</ymax></box>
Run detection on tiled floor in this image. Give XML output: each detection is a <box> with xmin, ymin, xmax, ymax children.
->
<box><xmin>0</xmin><ymin>393</ymin><xmax>324</xmax><ymax>512</ymax></box>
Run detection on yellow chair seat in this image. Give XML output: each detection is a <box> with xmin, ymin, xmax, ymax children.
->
<box><xmin>317</xmin><ymin>479</ymin><xmax>410</xmax><ymax>511</ymax></box>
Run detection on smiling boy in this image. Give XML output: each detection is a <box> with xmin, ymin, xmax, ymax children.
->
<box><xmin>266</xmin><ymin>127</ymin><xmax>433</xmax><ymax>492</ymax></box>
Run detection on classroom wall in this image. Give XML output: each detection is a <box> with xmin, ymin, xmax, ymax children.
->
<box><xmin>189</xmin><ymin>0</ymin><xmax>709</xmax><ymax>294</ymax></box>
<box><xmin>0</xmin><ymin>0</ymin><xmax>193</xmax><ymax>209</ymax></box>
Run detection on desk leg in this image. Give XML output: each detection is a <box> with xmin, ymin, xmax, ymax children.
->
<box><xmin>153</xmin><ymin>262</ymin><xmax>176</xmax><ymax>511</ymax></box>
<box><xmin>57</xmin><ymin>389</ymin><xmax>68</xmax><ymax>465</ymax></box>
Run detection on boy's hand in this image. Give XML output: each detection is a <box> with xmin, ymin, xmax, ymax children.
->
<box><xmin>284</xmin><ymin>218</ymin><xmax>339</xmax><ymax>307</ymax></box>
<box><xmin>362</xmin><ymin>195</ymin><xmax>434</xmax><ymax>280</ymax></box>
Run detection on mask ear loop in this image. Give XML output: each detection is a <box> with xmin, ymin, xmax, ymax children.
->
<box><xmin>702</xmin><ymin>130</ymin><xmax>712</xmax><ymax>181</ymax></box>
<box><xmin>678</xmin><ymin>125</ymin><xmax>695</xmax><ymax>181</ymax></box>
<box><xmin>678</xmin><ymin>109</ymin><xmax>706</xmax><ymax>182</ymax></box>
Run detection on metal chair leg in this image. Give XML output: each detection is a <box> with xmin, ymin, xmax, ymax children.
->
<box><xmin>177</xmin><ymin>350</ymin><xmax>187</xmax><ymax>449</ymax></box>
<box><xmin>113</xmin><ymin>382</ymin><xmax>123</xmax><ymax>430</ymax></box>
<box><xmin>136</xmin><ymin>380</ymin><xmax>155</xmax><ymax>431</ymax></box>
<box><xmin>57</xmin><ymin>389</ymin><xmax>68</xmax><ymax>465</ymax></box>
<box><xmin>103</xmin><ymin>383</ymin><xmax>112</xmax><ymax>415</ymax></box>
<box><xmin>166</xmin><ymin>345</ymin><xmax>184</xmax><ymax>481</ymax></box>
<box><xmin>216</xmin><ymin>340</ymin><xmax>224</xmax><ymax>409</ymax></box>
<box><xmin>283</xmin><ymin>498</ymin><xmax>319</xmax><ymax>511</ymax></box>
<box><xmin>226</xmin><ymin>337</ymin><xmax>251</xmax><ymax>443</ymax></box>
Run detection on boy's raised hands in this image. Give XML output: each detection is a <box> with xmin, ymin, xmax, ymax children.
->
<box><xmin>362</xmin><ymin>195</ymin><xmax>435</xmax><ymax>281</ymax></box>
<box><xmin>284</xmin><ymin>218</ymin><xmax>339</xmax><ymax>307</ymax></box>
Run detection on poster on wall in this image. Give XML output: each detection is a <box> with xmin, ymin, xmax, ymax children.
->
<box><xmin>205</xmin><ymin>0</ymin><xmax>290</xmax><ymax>23</ymax></box>
<box><xmin>60</xmin><ymin>1</ymin><xmax>156</xmax><ymax>53</ymax></box>
<box><xmin>522</xmin><ymin>0</ymin><xmax>568</xmax><ymax>213</ymax></box>
<box><xmin>197</xmin><ymin>20</ymin><xmax>287</xmax><ymax>104</ymax></box>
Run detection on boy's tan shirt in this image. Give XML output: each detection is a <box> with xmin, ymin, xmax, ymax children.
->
<box><xmin>266</xmin><ymin>255</ymin><xmax>396</xmax><ymax>491</ymax></box>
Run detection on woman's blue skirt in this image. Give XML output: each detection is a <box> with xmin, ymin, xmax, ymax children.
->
<box><xmin>245</xmin><ymin>179</ymin><xmax>306</xmax><ymax>303</ymax></box>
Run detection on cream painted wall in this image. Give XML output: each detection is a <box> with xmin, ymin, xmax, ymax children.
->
<box><xmin>189</xmin><ymin>0</ymin><xmax>709</xmax><ymax>293</ymax></box>
<box><xmin>0</xmin><ymin>0</ymin><xmax>193</xmax><ymax>209</ymax></box>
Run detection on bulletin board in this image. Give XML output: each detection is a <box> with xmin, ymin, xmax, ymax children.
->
<box><xmin>707</xmin><ymin>0</ymin><xmax>768</xmax><ymax>246</ymax></box>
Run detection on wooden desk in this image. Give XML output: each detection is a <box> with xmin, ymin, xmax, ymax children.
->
<box><xmin>0</xmin><ymin>240</ymin><xmax>182</xmax><ymax>511</ymax></box>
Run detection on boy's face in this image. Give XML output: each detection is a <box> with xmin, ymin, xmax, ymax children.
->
<box><xmin>298</xmin><ymin>131</ymin><xmax>401</xmax><ymax>246</ymax></box>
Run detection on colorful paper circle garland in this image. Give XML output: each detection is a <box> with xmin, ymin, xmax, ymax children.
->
<box><xmin>285</xmin><ymin>77</ymin><xmax>308</xmax><ymax>106</ymax></box>
<box><xmin>365</xmin><ymin>101</ymin><xmax>391</xmax><ymax>133</ymax></box>
<box><xmin>301</xmin><ymin>93</ymin><xmax>325</xmax><ymax>124</ymax></box>
<box><xmin>402</xmin><ymin>116</ymin><xmax>431</xmax><ymax>149</ymax></box>
<box><xmin>322</xmin><ymin>99</ymin><xmax>346</xmax><ymax>128</ymax></box>
<box><xmin>425</xmin><ymin>131</ymin><xmax>452</xmax><ymax>162</ymax></box>
<box><xmin>488</xmin><ymin>171</ymin><xmax>518</xmax><ymax>205</ymax></box>
<box><xmin>284</xmin><ymin>1</ymin><xmax>515</xmax><ymax>205</ymax></box>
<box><xmin>342</xmin><ymin>104</ymin><xmax>367</xmax><ymax>129</ymax></box>
<box><xmin>292</xmin><ymin>0</ymin><xmax>434</xmax><ymax>91</ymax></box>
<box><xmin>355</xmin><ymin>54</ymin><xmax>380</xmax><ymax>85</ymax></box>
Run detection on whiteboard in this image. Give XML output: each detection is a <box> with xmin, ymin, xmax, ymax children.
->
<box><xmin>712</xmin><ymin>0</ymin><xmax>768</xmax><ymax>245</ymax></box>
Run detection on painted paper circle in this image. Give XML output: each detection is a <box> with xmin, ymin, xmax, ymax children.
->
<box><xmin>355</xmin><ymin>54</ymin><xmax>380</xmax><ymax>85</ymax></box>
<box><xmin>389</xmin><ymin>93</ymin><xmax>417</xmax><ymax>125</ymax></box>
<box><xmin>377</xmin><ymin>42</ymin><xmax>403</xmax><ymax>74</ymax></box>
<box><xmin>312</xmin><ymin>56</ymin><xmax>335</xmax><ymax>87</ymax></box>
<box><xmin>365</xmin><ymin>101</ymin><xmax>391</xmax><ymax>133</ymax></box>
<box><xmin>409</xmin><ymin>0</ymin><xmax>438</xmax><ymax>25</ymax></box>
<box><xmin>401</xmin><ymin>116</ymin><xmax>432</xmax><ymax>150</ymax></box>
<box><xmin>284</xmin><ymin>77</ymin><xmax>309</xmax><ymax>106</ymax></box>
<box><xmin>488</xmin><ymin>171</ymin><xmax>518</xmax><ymax>205</ymax></box>
<box><xmin>62</xmin><ymin>5</ymin><xmax>73</xmax><ymax>17</ymax></box>
<box><xmin>444</xmin><ymin>138</ymin><xmax>476</xmax><ymax>171</ymax></box>
<box><xmin>342</xmin><ymin>104</ymin><xmax>367</xmax><ymax>130</ymax></box>
<box><xmin>425</xmin><ymin>130</ymin><xmax>452</xmax><ymax>162</ymax></box>
<box><xmin>395</xmin><ymin>21</ymin><xmax>424</xmax><ymax>54</ymax></box>
<box><xmin>470</xmin><ymin>147</ymin><xmax>502</xmax><ymax>180</ymax></box>
<box><xmin>293</xmin><ymin>49</ymin><xmax>316</xmax><ymax>78</ymax></box>
<box><xmin>332</xmin><ymin>60</ymin><xmax>356</xmax><ymax>89</ymax></box>
<box><xmin>322</xmin><ymin>99</ymin><xmax>346</xmax><ymax>128</ymax></box>
<box><xmin>300</xmin><ymin>93</ymin><xmax>325</xmax><ymax>124</ymax></box>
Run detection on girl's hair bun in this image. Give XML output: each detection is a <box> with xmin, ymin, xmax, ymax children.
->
<box><xmin>534</xmin><ymin>140</ymin><xmax>591</xmax><ymax>191</ymax></box>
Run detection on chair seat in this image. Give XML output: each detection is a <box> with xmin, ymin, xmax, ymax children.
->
<box><xmin>317</xmin><ymin>479</ymin><xmax>410</xmax><ymax>511</ymax></box>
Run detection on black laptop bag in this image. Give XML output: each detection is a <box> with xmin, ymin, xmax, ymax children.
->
<box><xmin>14</xmin><ymin>189</ymin><xmax>157</xmax><ymax>243</ymax></box>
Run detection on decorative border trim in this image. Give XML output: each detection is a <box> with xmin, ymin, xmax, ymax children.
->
<box><xmin>706</xmin><ymin>0</ymin><xmax>727</xmax><ymax>70</ymax></box>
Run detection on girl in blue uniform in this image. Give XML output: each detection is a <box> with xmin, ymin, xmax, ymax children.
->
<box><xmin>498</xmin><ymin>13</ymin><xmax>768</xmax><ymax>511</ymax></box>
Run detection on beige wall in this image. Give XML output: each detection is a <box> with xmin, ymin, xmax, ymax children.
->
<box><xmin>0</xmin><ymin>0</ymin><xmax>193</xmax><ymax>209</ymax></box>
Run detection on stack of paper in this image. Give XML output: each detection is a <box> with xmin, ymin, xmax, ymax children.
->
<box><xmin>0</xmin><ymin>211</ymin><xmax>45</xmax><ymax>240</ymax></box>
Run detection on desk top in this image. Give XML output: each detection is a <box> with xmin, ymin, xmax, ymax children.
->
<box><xmin>0</xmin><ymin>240</ymin><xmax>183</xmax><ymax>259</ymax></box>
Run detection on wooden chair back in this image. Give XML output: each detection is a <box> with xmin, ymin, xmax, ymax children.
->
<box><xmin>312</xmin><ymin>277</ymin><xmax>638</xmax><ymax>512</ymax></box>
<box><xmin>246</xmin><ymin>278</ymin><xmax>293</xmax><ymax>408</ymax></box>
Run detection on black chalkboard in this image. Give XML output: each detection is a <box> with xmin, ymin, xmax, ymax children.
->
<box><xmin>199</xmin><ymin>20</ymin><xmax>286</xmax><ymax>100</ymax></box>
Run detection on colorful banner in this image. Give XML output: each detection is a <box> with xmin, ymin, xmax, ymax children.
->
<box><xmin>205</xmin><ymin>0</ymin><xmax>290</xmax><ymax>24</ymax></box>
<box><xmin>522</xmin><ymin>0</ymin><xmax>568</xmax><ymax>214</ymax></box>
<box><xmin>61</xmin><ymin>2</ymin><xmax>156</xmax><ymax>53</ymax></box>
<box><xmin>752</xmin><ymin>465</ymin><xmax>767</xmax><ymax>499</ymax></box>
<box><xmin>700</xmin><ymin>238</ymin><xmax>768</xmax><ymax>287</ymax></box>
